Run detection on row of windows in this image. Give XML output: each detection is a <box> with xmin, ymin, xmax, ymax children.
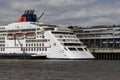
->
<box><xmin>64</xmin><ymin>43</ymin><xmax>81</xmax><ymax>46</ymax></box>
<box><xmin>0</xmin><ymin>44</ymin><xmax>5</xmax><ymax>46</ymax></box>
<box><xmin>0</xmin><ymin>37</ymin><xmax>5</xmax><ymax>40</ymax></box>
<box><xmin>8</xmin><ymin>29</ymin><xmax>36</xmax><ymax>33</ymax></box>
<box><xmin>58</xmin><ymin>39</ymin><xmax>78</xmax><ymax>42</ymax></box>
<box><xmin>68</xmin><ymin>47</ymin><xmax>88</xmax><ymax>51</ymax></box>
<box><xmin>43</xmin><ymin>28</ymin><xmax>54</xmax><ymax>31</ymax></box>
<box><xmin>26</xmin><ymin>43</ymin><xmax>44</xmax><ymax>47</ymax></box>
<box><xmin>0</xmin><ymin>47</ymin><xmax>47</xmax><ymax>52</ymax></box>
<box><xmin>0</xmin><ymin>28</ymin><xmax>42</xmax><ymax>34</ymax></box>
<box><xmin>22</xmin><ymin>47</ymin><xmax>47</xmax><ymax>51</ymax></box>
<box><xmin>0</xmin><ymin>31</ymin><xmax>6</xmax><ymax>33</ymax></box>
<box><xmin>0</xmin><ymin>48</ymin><xmax>5</xmax><ymax>51</ymax></box>
<box><xmin>37</xmin><ymin>35</ymin><xmax>45</xmax><ymax>38</ymax></box>
<box><xmin>26</xmin><ymin>39</ymin><xmax>49</xmax><ymax>43</ymax></box>
<box><xmin>0</xmin><ymin>27</ymin><xmax>5</xmax><ymax>30</ymax></box>
<box><xmin>0</xmin><ymin>34</ymin><xmax>6</xmax><ymax>36</ymax></box>
<box><xmin>52</xmin><ymin>32</ymin><xmax>73</xmax><ymax>35</ymax></box>
<box><xmin>61</xmin><ymin>39</ymin><xmax>79</xmax><ymax>42</ymax></box>
<box><xmin>0</xmin><ymin>41</ymin><xmax>5</xmax><ymax>43</ymax></box>
<box><xmin>55</xmin><ymin>35</ymin><xmax>76</xmax><ymax>39</ymax></box>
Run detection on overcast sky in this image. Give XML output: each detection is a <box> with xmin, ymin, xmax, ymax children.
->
<box><xmin>0</xmin><ymin>0</ymin><xmax>120</xmax><ymax>27</ymax></box>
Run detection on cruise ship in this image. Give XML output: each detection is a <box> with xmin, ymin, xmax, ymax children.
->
<box><xmin>0</xmin><ymin>10</ymin><xmax>94</xmax><ymax>59</ymax></box>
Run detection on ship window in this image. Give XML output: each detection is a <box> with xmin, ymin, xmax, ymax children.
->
<box><xmin>37</xmin><ymin>44</ymin><xmax>38</xmax><ymax>46</ymax></box>
<box><xmin>25</xmin><ymin>48</ymin><xmax>27</xmax><ymax>51</ymax></box>
<box><xmin>42</xmin><ymin>43</ymin><xmax>44</xmax><ymax>46</ymax></box>
<box><xmin>39</xmin><ymin>48</ymin><xmax>41</xmax><ymax>51</ymax></box>
<box><xmin>63</xmin><ymin>39</ymin><xmax>66</xmax><ymax>42</ymax></box>
<box><xmin>68</xmin><ymin>48</ymin><xmax>76</xmax><ymax>51</ymax></box>
<box><xmin>48</xmin><ymin>39</ymin><xmax>50</xmax><ymax>42</ymax></box>
<box><xmin>29</xmin><ymin>48</ymin><xmax>30</xmax><ymax>51</ymax></box>
<box><xmin>42</xmin><ymin>48</ymin><xmax>44</xmax><ymax>51</ymax></box>
<box><xmin>34</xmin><ymin>48</ymin><xmax>36</xmax><ymax>51</ymax></box>
<box><xmin>64</xmin><ymin>48</ymin><xmax>67</xmax><ymax>51</ymax></box>
<box><xmin>27</xmin><ymin>48</ymin><xmax>28</xmax><ymax>51</ymax></box>
<box><xmin>45</xmin><ymin>48</ymin><xmax>47</xmax><ymax>51</ymax></box>
<box><xmin>59</xmin><ymin>35</ymin><xmax>63</xmax><ymax>38</ymax></box>
<box><xmin>43</xmin><ymin>28</ymin><xmax>54</xmax><ymax>30</ymax></box>
<box><xmin>77</xmin><ymin>48</ymin><xmax>83</xmax><ymax>51</ymax></box>
<box><xmin>37</xmin><ymin>28</ymin><xmax>40</xmax><ymax>30</ymax></box>
<box><xmin>39</xmin><ymin>43</ymin><xmax>41</xmax><ymax>46</ymax></box>
<box><xmin>84</xmin><ymin>48</ymin><xmax>88</xmax><ymax>51</ymax></box>
<box><xmin>64</xmin><ymin>43</ymin><xmax>81</xmax><ymax>46</ymax></box>
<box><xmin>37</xmin><ymin>48</ymin><xmax>39</xmax><ymax>51</ymax></box>
<box><xmin>42</xmin><ymin>35</ymin><xmax>44</xmax><ymax>38</ymax></box>
<box><xmin>42</xmin><ymin>39</ymin><xmax>47</xmax><ymax>42</ymax></box>
<box><xmin>31</xmin><ymin>48</ymin><xmax>33</xmax><ymax>51</ymax></box>
<box><xmin>2</xmin><ymin>48</ymin><xmax>3</xmax><ymax>51</ymax></box>
<box><xmin>24</xmin><ymin>48</ymin><xmax>26</xmax><ymax>51</ymax></box>
<box><xmin>21</xmin><ymin>48</ymin><xmax>23</xmax><ymax>51</ymax></box>
<box><xmin>54</xmin><ymin>43</ymin><xmax>56</xmax><ymax>46</ymax></box>
<box><xmin>52</xmin><ymin>32</ymin><xmax>73</xmax><ymax>35</ymax></box>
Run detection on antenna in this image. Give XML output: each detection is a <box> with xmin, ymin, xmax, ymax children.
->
<box><xmin>36</xmin><ymin>12</ymin><xmax>44</xmax><ymax>22</ymax></box>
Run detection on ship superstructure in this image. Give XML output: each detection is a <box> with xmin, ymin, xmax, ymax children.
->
<box><xmin>0</xmin><ymin>10</ymin><xmax>94</xmax><ymax>59</ymax></box>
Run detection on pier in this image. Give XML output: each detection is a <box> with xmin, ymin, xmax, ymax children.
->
<box><xmin>68</xmin><ymin>25</ymin><xmax>120</xmax><ymax>60</ymax></box>
<box><xmin>90</xmin><ymin>48</ymin><xmax>120</xmax><ymax>60</ymax></box>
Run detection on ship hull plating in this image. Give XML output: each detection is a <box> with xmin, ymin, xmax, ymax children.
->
<box><xmin>0</xmin><ymin>53</ymin><xmax>46</xmax><ymax>59</ymax></box>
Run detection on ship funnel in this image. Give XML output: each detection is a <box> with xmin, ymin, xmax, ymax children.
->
<box><xmin>18</xmin><ymin>10</ymin><xmax>37</xmax><ymax>22</ymax></box>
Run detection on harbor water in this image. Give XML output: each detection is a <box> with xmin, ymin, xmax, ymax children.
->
<box><xmin>0</xmin><ymin>60</ymin><xmax>120</xmax><ymax>80</ymax></box>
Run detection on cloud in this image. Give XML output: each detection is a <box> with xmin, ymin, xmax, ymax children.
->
<box><xmin>0</xmin><ymin>0</ymin><xmax>120</xmax><ymax>27</ymax></box>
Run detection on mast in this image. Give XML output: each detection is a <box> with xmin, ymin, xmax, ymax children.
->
<box><xmin>36</xmin><ymin>12</ymin><xmax>44</xmax><ymax>22</ymax></box>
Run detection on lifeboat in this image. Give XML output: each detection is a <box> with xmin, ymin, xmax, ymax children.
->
<box><xmin>15</xmin><ymin>33</ymin><xmax>24</xmax><ymax>39</ymax></box>
<box><xmin>25</xmin><ymin>32</ymin><xmax>36</xmax><ymax>39</ymax></box>
<box><xmin>7</xmin><ymin>34</ymin><xmax>14</xmax><ymax>39</ymax></box>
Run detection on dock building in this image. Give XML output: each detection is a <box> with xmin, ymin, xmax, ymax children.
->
<box><xmin>69</xmin><ymin>25</ymin><xmax>120</xmax><ymax>60</ymax></box>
